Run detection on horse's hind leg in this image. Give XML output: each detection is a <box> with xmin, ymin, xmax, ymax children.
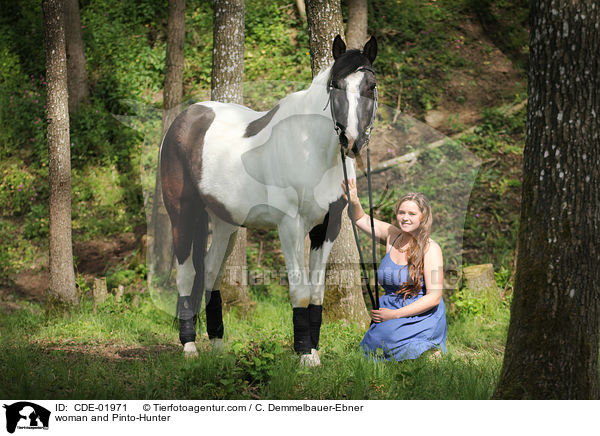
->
<box><xmin>171</xmin><ymin>199</ymin><xmax>208</xmax><ymax>357</ymax></box>
<box><xmin>204</xmin><ymin>215</ymin><xmax>239</xmax><ymax>351</ymax></box>
<box><xmin>161</xmin><ymin>156</ymin><xmax>208</xmax><ymax>356</ymax></box>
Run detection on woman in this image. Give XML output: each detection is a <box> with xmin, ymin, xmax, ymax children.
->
<box><xmin>342</xmin><ymin>179</ymin><xmax>447</xmax><ymax>361</ymax></box>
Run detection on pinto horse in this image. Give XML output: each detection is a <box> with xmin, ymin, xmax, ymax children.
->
<box><xmin>160</xmin><ymin>35</ymin><xmax>377</xmax><ymax>366</ymax></box>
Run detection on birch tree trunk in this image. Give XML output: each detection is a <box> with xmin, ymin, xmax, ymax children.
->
<box><xmin>306</xmin><ymin>0</ymin><xmax>369</xmax><ymax>327</ymax></box>
<box><xmin>64</xmin><ymin>0</ymin><xmax>89</xmax><ymax>113</ymax></box>
<box><xmin>493</xmin><ymin>0</ymin><xmax>600</xmax><ymax>399</ymax></box>
<box><xmin>211</xmin><ymin>0</ymin><xmax>250</xmax><ymax>308</ymax></box>
<box><xmin>44</xmin><ymin>0</ymin><xmax>77</xmax><ymax>305</ymax></box>
<box><xmin>345</xmin><ymin>0</ymin><xmax>368</xmax><ymax>49</ymax></box>
<box><xmin>149</xmin><ymin>0</ymin><xmax>185</xmax><ymax>282</ymax></box>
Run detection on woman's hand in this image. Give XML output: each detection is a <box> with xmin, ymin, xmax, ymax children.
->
<box><xmin>340</xmin><ymin>178</ymin><xmax>359</xmax><ymax>205</ymax></box>
<box><xmin>370</xmin><ymin>308</ymin><xmax>398</xmax><ymax>323</ymax></box>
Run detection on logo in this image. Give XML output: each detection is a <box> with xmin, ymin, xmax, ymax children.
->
<box><xmin>3</xmin><ymin>402</ymin><xmax>50</xmax><ymax>434</ymax></box>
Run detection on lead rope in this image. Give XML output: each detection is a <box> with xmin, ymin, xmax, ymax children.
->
<box><xmin>331</xmin><ymin>68</ymin><xmax>380</xmax><ymax>311</ymax></box>
<box><xmin>366</xmin><ymin>145</ymin><xmax>380</xmax><ymax>307</ymax></box>
<box><xmin>340</xmin><ymin>147</ymin><xmax>379</xmax><ymax>310</ymax></box>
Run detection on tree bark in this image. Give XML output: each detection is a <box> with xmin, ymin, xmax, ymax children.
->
<box><xmin>493</xmin><ymin>0</ymin><xmax>600</xmax><ymax>399</ymax></box>
<box><xmin>211</xmin><ymin>0</ymin><xmax>250</xmax><ymax>308</ymax></box>
<box><xmin>149</xmin><ymin>0</ymin><xmax>185</xmax><ymax>282</ymax></box>
<box><xmin>306</xmin><ymin>0</ymin><xmax>369</xmax><ymax>326</ymax></box>
<box><xmin>64</xmin><ymin>0</ymin><xmax>89</xmax><ymax>113</ymax></box>
<box><xmin>345</xmin><ymin>0</ymin><xmax>368</xmax><ymax>49</ymax></box>
<box><xmin>44</xmin><ymin>0</ymin><xmax>77</xmax><ymax>305</ymax></box>
<box><xmin>306</xmin><ymin>0</ymin><xmax>345</xmax><ymax>74</ymax></box>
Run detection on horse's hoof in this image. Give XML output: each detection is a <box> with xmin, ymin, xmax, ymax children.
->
<box><xmin>211</xmin><ymin>338</ymin><xmax>225</xmax><ymax>353</ymax></box>
<box><xmin>183</xmin><ymin>342</ymin><xmax>198</xmax><ymax>358</ymax></box>
<box><xmin>299</xmin><ymin>348</ymin><xmax>321</xmax><ymax>367</ymax></box>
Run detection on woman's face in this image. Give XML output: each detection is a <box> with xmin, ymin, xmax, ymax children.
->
<box><xmin>396</xmin><ymin>200</ymin><xmax>422</xmax><ymax>234</ymax></box>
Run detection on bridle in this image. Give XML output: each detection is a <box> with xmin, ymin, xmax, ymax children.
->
<box><xmin>326</xmin><ymin>66</ymin><xmax>378</xmax><ymax>146</ymax></box>
<box><xmin>325</xmin><ymin>65</ymin><xmax>381</xmax><ymax>311</ymax></box>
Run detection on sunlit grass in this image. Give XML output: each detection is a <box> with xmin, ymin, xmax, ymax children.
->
<box><xmin>0</xmin><ymin>288</ymin><xmax>509</xmax><ymax>400</ymax></box>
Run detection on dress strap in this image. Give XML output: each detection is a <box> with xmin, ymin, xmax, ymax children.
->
<box><xmin>388</xmin><ymin>232</ymin><xmax>403</xmax><ymax>253</ymax></box>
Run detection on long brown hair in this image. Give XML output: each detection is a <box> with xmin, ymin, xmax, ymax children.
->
<box><xmin>394</xmin><ymin>192</ymin><xmax>433</xmax><ymax>298</ymax></box>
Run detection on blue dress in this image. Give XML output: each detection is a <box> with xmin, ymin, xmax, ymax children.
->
<box><xmin>360</xmin><ymin>250</ymin><xmax>447</xmax><ymax>361</ymax></box>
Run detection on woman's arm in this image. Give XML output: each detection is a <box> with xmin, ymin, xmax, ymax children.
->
<box><xmin>341</xmin><ymin>178</ymin><xmax>394</xmax><ymax>243</ymax></box>
<box><xmin>370</xmin><ymin>241</ymin><xmax>444</xmax><ymax>322</ymax></box>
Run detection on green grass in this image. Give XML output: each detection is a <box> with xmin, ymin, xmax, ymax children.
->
<box><xmin>0</xmin><ymin>288</ymin><xmax>508</xmax><ymax>400</ymax></box>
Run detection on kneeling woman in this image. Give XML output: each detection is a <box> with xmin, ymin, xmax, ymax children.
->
<box><xmin>343</xmin><ymin>180</ymin><xmax>447</xmax><ymax>361</ymax></box>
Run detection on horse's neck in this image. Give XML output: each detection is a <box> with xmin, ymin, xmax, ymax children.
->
<box><xmin>278</xmin><ymin>67</ymin><xmax>339</xmax><ymax>163</ymax></box>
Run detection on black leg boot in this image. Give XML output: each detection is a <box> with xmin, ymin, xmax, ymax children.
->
<box><xmin>292</xmin><ymin>307</ymin><xmax>312</xmax><ymax>354</ymax></box>
<box><xmin>205</xmin><ymin>290</ymin><xmax>224</xmax><ymax>339</ymax></box>
<box><xmin>308</xmin><ymin>304</ymin><xmax>323</xmax><ymax>350</ymax></box>
<box><xmin>177</xmin><ymin>295</ymin><xmax>196</xmax><ymax>345</ymax></box>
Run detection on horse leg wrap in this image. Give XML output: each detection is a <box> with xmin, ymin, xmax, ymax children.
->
<box><xmin>206</xmin><ymin>290</ymin><xmax>224</xmax><ymax>339</ymax></box>
<box><xmin>292</xmin><ymin>307</ymin><xmax>311</xmax><ymax>354</ymax></box>
<box><xmin>177</xmin><ymin>295</ymin><xmax>196</xmax><ymax>345</ymax></box>
<box><xmin>308</xmin><ymin>304</ymin><xmax>323</xmax><ymax>350</ymax></box>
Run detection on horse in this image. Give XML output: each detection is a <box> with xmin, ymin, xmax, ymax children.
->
<box><xmin>159</xmin><ymin>35</ymin><xmax>378</xmax><ymax>366</ymax></box>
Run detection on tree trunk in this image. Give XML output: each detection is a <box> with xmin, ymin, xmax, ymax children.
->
<box><xmin>149</xmin><ymin>0</ymin><xmax>185</xmax><ymax>282</ymax></box>
<box><xmin>64</xmin><ymin>0</ymin><xmax>89</xmax><ymax>113</ymax></box>
<box><xmin>345</xmin><ymin>0</ymin><xmax>367</xmax><ymax>49</ymax></box>
<box><xmin>44</xmin><ymin>0</ymin><xmax>77</xmax><ymax>305</ymax></box>
<box><xmin>306</xmin><ymin>0</ymin><xmax>345</xmax><ymax>74</ymax></box>
<box><xmin>211</xmin><ymin>0</ymin><xmax>250</xmax><ymax>308</ymax></box>
<box><xmin>296</xmin><ymin>0</ymin><xmax>306</xmax><ymax>21</ymax></box>
<box><xmin>306</xmin><ymin>0</ymin><xmax>369</xmax><ymax>327</ymax></box>
<box><xmin>493</xmin><ymin>0</ymin><xmax>600</xmax><ymax>399</ymax></box>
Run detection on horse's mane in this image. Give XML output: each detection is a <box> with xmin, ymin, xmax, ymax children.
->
<box><xmin>327</xmin><ymin>49</ymin><xmax>373</xmax><ymax>92</ymax></box>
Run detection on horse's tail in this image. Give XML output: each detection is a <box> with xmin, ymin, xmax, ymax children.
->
<box><xmin>189</xmin><ymin>197</ymin><xmax>209</xmax><ymax>321</ymax></box>
<box><xmin>160</xmin><ymin>107</ymin><xmax>211</xmax><ymax>329</ymax></box>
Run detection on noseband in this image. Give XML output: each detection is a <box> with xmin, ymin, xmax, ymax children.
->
<box><xmin>326</xmin><ymin>66</ymin><xmax>378</xmax><ymax>145</ymax></box>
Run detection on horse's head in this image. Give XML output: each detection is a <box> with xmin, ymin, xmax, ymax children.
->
<box><xmin>328</xmin><ymin>35</ymin><xmax>378</xmax><ymax>158</ymax></box>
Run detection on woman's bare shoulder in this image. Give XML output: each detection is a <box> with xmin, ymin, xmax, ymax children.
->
<box><xmin>425</xmin><ymin>238</ymin><xmax>442</xmax><ymax>255</ymax></box>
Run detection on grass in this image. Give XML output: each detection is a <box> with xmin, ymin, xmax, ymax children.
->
<box><xmin>0</xmin><ymin>287</ymin><xmax>509</xmax><ymax>400</ymax></box>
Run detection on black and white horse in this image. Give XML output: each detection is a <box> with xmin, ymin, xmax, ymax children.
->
<box><xmin>159</xmin><ymin>35</ymin><xmax>377</xmax><ymax>366</ymax></box>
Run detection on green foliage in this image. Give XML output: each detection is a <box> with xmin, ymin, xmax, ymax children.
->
<box><xmin>0</xmin><ymin>220</ymin><xmax>38</xmax><ymax>283</ymax></box>
<box><xmin>369</xmin><ymin>0</ymin><xmax>458</xmax><ymax>111</ymax></box>
<box><xmin>0</xmin><ymin>162</ymin><xmax>38</xmax><ymax>216</ymax></box>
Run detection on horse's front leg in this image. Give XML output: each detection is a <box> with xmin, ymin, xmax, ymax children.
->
<box><xmin>277</xmin><ymin>216</ymin><xmax>317</xmax><ymax>365</ymax></box>
<box><xmin>307</xmin><ymin>197</ymin><xmax>346</xmax><ymax>356</ymax></box>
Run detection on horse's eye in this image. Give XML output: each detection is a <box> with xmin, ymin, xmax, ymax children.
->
<box><xmin>370</xmin><ymin>83</ymin><xmax>377</xmax><ymax>91</ymax></box>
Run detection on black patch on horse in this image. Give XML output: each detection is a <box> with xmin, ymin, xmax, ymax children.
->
<box><xmin>244</xmin><ymin>104</ymin><xmax>280</xmax><ymax>137</ymax></box>
<box><xmin>309</xmin><ymin>196</ymin><xmax>346</xmax><ymax>250</ymax></box>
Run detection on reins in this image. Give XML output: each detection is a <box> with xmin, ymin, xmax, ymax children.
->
<box><xmin>330</xmin><ymin>66</ymin><xmax>380</xmax><ymax>311</ymax></box>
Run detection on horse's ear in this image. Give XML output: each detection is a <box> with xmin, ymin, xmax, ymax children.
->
<box><xmin>332</xmin><ymin>34</ymin><xmax>346</xmax><ymax>60</ymax></box>
<box><xmin>363</xmin><ymin>36</ymin><xmax>377</xmax><ymax>64</ymax></box>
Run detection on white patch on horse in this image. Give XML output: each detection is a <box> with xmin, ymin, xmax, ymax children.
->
<box><xmin>309</xmin><ymin>239</ymin><xmax>336</xmax><ymax>305</ymax></box>
<box><xmin>176</xmin><ymin>246</ymin><xmax>195</xmax><ymax>297</ymax></box>
<box><xmin>344</xmin><ymin>71</ymin><xmax>365</xmax><ymax>144</ymax></box>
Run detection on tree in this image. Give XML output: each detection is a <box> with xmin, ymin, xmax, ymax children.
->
<box><xmin>305</xmin><ymin>0</ymin><xmax>369</xmax><ymax>327</ymax></box>
<box><xmin>345</xmin><ymin>0</ymin><xmax>367</xmax><ymax>49</ymax></box>
<box><xmin>493</xmin><ymin>0</ymin><xmax>600</xmax><ymax>399</ymax></box>
<box><xmin>211</xmin><ymin>0</ymin><xmax>250</xmax><ymax>308</ymax></box>
<box><xmin>44</xmin><ymin>0</ymin><xmax>77</xmax><ymax>305</ymax></box>
<box><xmin>64</xmin><ymin>0</ymin><xmax>89</xmax><ymax>113</ymax></box>
<box><xmin>149</xmin><ymin>0</ymin><xmax>185</xmax><ymax>282</ymax></box>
